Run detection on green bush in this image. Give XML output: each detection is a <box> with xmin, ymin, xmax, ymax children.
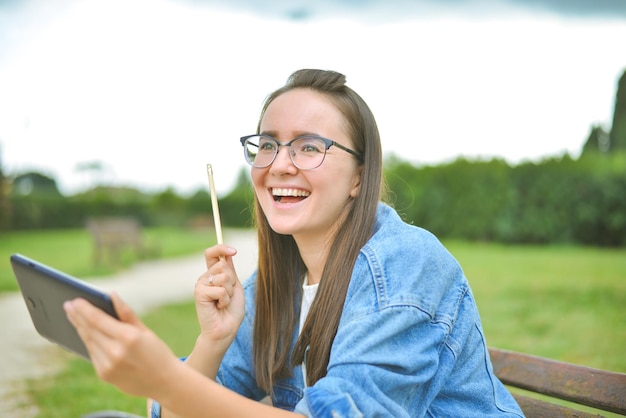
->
<box><xmin>4</xmin><ymin>154</ymin><xmax>625</xmax><ymax>246</ymax></box>
<box><xmin>384</xmin><ymin>152</ymin><xmax>626</xmax><ymax>246</ymax></box>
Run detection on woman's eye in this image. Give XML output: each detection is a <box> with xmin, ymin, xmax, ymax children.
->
<box><xmin>298</xmin><ymin>140</ymin><xmax>323</xmax><ymax>153</ymax></box>
<box><xmin>259</xmin><ymin>141</ymin><xmax>276</xmax><ymax>151</ymax></box>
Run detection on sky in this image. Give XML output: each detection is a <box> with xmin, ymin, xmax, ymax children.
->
<box><xmin>0</xmin><ymin>0</ymin><xmax>625</xmax><ymax>196</ymax></box>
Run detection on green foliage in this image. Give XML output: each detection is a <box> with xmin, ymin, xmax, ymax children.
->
<box><xmin>581</xmin><ymin>124</ymin><xmax>610</xmax><ymax>155</ymax></box>
<box><xmin>0</xmin><ymin>147</ymin><xmax>9</xmax><ymax>230</ymax></box>
<box><xmin>7</xmin><ymin>172</ymin><xmax>67</xmax><ymax>229</ymax></box>
<box><xmin>384</xmin><ymin>153</ymin><xmax>626</xmax><ymax>246</ymax></box>
<box><xmin>218</xmin><ymin>167</ymin><xmax>255</xmax><ymax>228</ymax></box>
<box><xmin>186</xmin><ymin>188</ymin><xmax>211</xmax><ymax>215</ymax></box>
<box><xmin>1</xmin><ymin>167</ymin><xmax>257</xmax><ymax>231</ymax></box>
<box><xmin>148</xmin><ymin>186</ymin><xmax>188</xmax><ymax>226</ymax></box>
<box><xmin>7</xmin><ymin>185</ymin><xmax>152</xmax><ymax>230</ymax></box>
<box><xmin>3</xmin><ymin>151</ymin><xmax>625</xmax><ymax>246</ymax></box>
<box><xmin>609</xmin><ymin>69</ymin><xmax>626</xmax><ymax>151</ymax></box>
<box><xmin>386</xmin><ymin>157</ymin><xmax>512</xmax><ymax>241</ymax></box>
<box><xmin>12</xmin><ymin>172</ymin><xmax>62</xmax><ymax>197</ymax></box>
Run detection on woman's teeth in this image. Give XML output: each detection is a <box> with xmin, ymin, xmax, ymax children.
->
<box><xmin>272</xmin><ymin>188</ymin><xmax>310</xmax><ymax>202</ymax></box>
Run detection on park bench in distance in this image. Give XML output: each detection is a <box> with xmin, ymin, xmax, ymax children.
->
<box><xmin>86</xmin><ymin>217</ymin><xmax>158</xmax><ymax>265</ymax></box>
<box><xmin>489</xmin><ymin>347</ymin><xmax>626</xmax><ymax>417</ymax></box>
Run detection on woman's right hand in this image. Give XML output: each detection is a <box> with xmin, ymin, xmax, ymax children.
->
<box><xmin>193</xmin><ymin>244</ymin><xmax>245</xmax><ymax>355</ymax></box>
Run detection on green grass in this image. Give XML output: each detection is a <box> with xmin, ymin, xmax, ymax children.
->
<box><xmin>445</xmin><ymin>241</ymin><xmax>626</xmax><ymax>372</ymax></box>
<box><xmin>23</xmin><ymin>302</ymin><xmax>199</xmax><ymax>417</ymax></box>
<box><xmin>20</xmin><ymin>239</ymin><xmax>626</xmax><ymax>417</ymax></box>
<box><xmin>1</xmin><ymin>227</ymin><xmax>216</xmax><ymax>292</ymax></box>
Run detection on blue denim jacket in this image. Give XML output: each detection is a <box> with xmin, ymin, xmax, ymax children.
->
<box><xmin>153</xmin><ymin>203</ymin><xmax>524</xmax><ymax>417</ymax></box>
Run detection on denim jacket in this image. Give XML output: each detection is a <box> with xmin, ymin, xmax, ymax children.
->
<box><xmin>153</xmin><ymin>203</ymin><xmax>524</xmax><ymax>417</ymax></box>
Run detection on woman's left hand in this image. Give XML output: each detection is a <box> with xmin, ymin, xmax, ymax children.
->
<box><xmin>193</xmin><ymin>244</ymin><xmax>245</xmax><ymax>352</ymax></box>
<box><xmin>64</xmin><ymin>292</ymin><xmax>180</xmax><ymax>398</ymax></box>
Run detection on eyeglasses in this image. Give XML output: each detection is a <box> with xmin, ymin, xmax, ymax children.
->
<box><xmin>240</xmin><ymin>134</ymin><xmax>363</xmax><ymax>170</ymax></box>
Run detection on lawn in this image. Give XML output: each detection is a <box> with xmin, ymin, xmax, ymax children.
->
<box><xmin>1</xmin><ymin>227</ymin><xmax>215</xmax><ymax>292</ymax></box>
<box><xmin>446</xmin><ymin>240</ymin><xmax>626</xmax><ymax>372</ymax></box>
<box><xmin>15</xmin><ymin>237</ymin><xmax>626</xmax><ymax>417</ymax></box>
<box><xmin>23</xmin><ymin>302</ymin><xmax>199</xmax><ymax>417</ymax></box>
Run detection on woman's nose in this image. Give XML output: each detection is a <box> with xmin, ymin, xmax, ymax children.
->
<box><xmin>269</xmin><ymin>146</ymin><xmax>297</xmax><ymax>173</ymax></box>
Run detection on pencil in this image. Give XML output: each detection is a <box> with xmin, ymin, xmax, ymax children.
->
<box><xmin>206</xmin><ymin>164</ymin><xmax>224</xmax><ymax>245</ymax></box>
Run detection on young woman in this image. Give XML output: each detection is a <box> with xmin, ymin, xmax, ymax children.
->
<box><xmin>65</xmin><ymin>69</ymin><xmax>524</xmax><ymax>417</ymax></box>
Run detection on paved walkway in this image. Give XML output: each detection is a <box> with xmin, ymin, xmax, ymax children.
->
<box><xmin>0</xmin><ymin>229</ymin><xmax>257</xmax><ymax>417</ymax></box>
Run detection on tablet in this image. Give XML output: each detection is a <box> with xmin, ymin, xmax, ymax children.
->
<box><xmin>10</xmin><ymin>253</ymin><xmax>119</xmax><ymax>360</ymax></box>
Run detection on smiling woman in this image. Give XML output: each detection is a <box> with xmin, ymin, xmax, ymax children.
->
<box><xmin>62</xmin><ymin>68</ymin><xmax>524</xmax><ymax>417</ymax></box>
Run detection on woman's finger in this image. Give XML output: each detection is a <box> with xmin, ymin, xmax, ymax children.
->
<box><xmin>110</xmin><ymin>291</ymin><xmax>145</xmax><ymax>329</ymax></box>
<box><xmin>65</xmin><ymin>296</ymin><xmax>181</xmax><ymax>398</ymax></box>
<box><xmin>65</xmin><ymin>298</ymin><xmax>115</xmax><ymax>335</ymax></box>
<box><xmin>195</xmin><ymin>279</ymin><xmax>234</xmax><ymax>309</ymax></box>
<box><xmin>198</xmin><ymin>271</ymin><xmax>235</xmax><ymax>296</ymax></box>
<box><xmin>64</xmin><ymin>298</ymin><xmax>124</xmax><ymax>364</ymax></box>
<box><xmin>204</xmin><ymin>244</ymin><xmax>237</xmax><ymax>270</ymax></box>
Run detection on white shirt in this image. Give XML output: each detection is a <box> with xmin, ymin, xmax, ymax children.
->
<box><xmin>299</xmin><ymin>276</ymin><xmax>319</xmax><ymax>386</ymax></box>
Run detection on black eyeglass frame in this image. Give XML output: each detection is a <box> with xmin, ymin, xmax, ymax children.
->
<box><xmin>239</xmin><ymin>134</ymin><xmax>363</xmax><ymax>169</ymax></box>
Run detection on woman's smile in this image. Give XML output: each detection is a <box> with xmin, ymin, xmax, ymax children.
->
<box><xmin>271</xmin><ymin>187</ymin><xmax>311</xmax><ymax>203</ymax></box>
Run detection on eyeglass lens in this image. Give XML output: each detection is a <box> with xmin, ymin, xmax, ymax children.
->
<box><xmin>243</xmin><ymin>135</ymin><xmax>328</xmax><ymax>169</ymax></box>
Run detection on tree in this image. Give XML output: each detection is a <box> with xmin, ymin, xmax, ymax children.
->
<box><xmin>9</xmin><ymin>172</ymin><xmax>65</xmax><ymax>229</ymax></box>
<box><xmin>581</xmin><ymin>125</ymin><xmax>610</xmax><ymax>156</ymax></box>
<box><xmin>12</xmin><ymin>172</ymin><xmax>61</xmax><ymax>197</ymax></box>
<box><xmin>609</xmin><ymin>69</ymin><xmax>626</xmax><ymax>152</ymax></box>
<box><xmin>75</xmin><ymin>160</ymin><xmax>110</xmax><ymax>190</ymax></box>
<box><xmin>219</xmin><ymin>167</ymin><xmax>254</xmax><ymax>227</ymax></box>
<box><xmin>0</xmin><ymin>143</ymin><xmax>9</xmax><ymax>229</ymax></box>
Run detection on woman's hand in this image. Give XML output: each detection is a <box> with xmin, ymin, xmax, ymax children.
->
<box><xmin>64</xmin><ymin>292</ymin><xmax>180</xmax><ymax>399</ymax></box>
<box><xmin>194</xmin><ymin>244</ymin><xmax>245</xmax><ymax>353</ymax></box>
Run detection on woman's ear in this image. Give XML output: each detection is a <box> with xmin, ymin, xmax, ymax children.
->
<box><xmin>349</xmin><ymin>166</ymin><xmax>363</xmax><ymax>198</ymax></box>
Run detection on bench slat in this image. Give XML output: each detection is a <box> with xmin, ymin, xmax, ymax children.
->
<box><xmin>512</xmin><ymin>394</ymin><xmax>603</xmax><ymax>418</ymax></box>
<box><xmin>489</xmin><ymin>348</ymin><xmax>626</xmax><ymax>415</ymax></box>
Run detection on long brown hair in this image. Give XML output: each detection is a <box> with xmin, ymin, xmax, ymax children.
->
<box><xmin>252</xmin><ymin>69</ymin><xmax>383</xmax><ymax>392</ymax></box>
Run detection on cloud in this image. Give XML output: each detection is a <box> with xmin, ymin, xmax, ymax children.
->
<box><xmin>2</xmin><ymin>0</ymin><xmax>624</xmax><ymax>64</ymax></box>
<box><xmin>0</xmin><ymin>0</ymin><xmax>75</xmax><ymax>63</ymax></box>
<box><xmin>507</xmin><ymin>0</ymin><xmax>626</xmax><ymax>20</ymax></box>
<box><xmin>172</xmin><ymin>0</ymin><xmax>626</xmax><ymax>21</ymax></box>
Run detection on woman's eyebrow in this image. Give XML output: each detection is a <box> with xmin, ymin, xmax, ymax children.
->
<box><xmin>259</xmin><ymin>130</ymin><xmax>322</xmax><ymax>138</ymax></box>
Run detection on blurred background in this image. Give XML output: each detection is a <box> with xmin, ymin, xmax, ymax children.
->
<box><xmin>1</xmin><ymin>0</ymin><xmax>625</xmax><ymax>245</ymax></box>
<box><xmin>1</xmin><ymin>2</ymin><xmax>625</xmax><ymax>416</ymax></box>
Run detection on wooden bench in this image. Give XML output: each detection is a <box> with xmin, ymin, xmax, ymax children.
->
<box><xmin>489</xmin><ymin>347</ymin><xmax>626</xmax><ymax>417</ymax></box>
<box><xmin>86</xmin><ymin>217</ymin><xmax>150</xmax><ymax>265</ymax></box>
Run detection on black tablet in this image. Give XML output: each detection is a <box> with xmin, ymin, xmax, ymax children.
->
<box><xmin>10</xmin><ymin>253</ymin><xmax>119</xmax><ymax>360</ymax></box>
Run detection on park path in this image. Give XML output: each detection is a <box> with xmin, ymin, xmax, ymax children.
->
<box><xmin>0</xmin><ymin>229</ymin><xmax>257</xmax><ymax>418</ymax></box>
